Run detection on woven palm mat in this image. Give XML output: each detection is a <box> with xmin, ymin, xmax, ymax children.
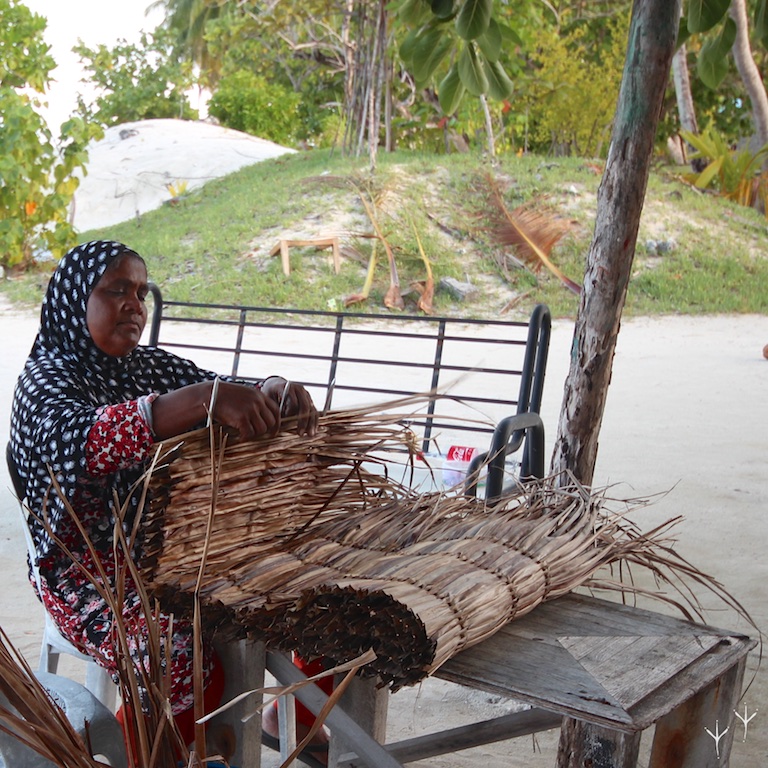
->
<box><xmin>138</xmin><ymin>407</ymin><xmax>708</xmax><ymax>690</ymax></box>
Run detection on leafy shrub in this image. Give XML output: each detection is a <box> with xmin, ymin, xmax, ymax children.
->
<box><xmin>523</xmin><ymin>11</ymin><xmax>629</xmax><ymax>157</ymax></box>
<box><xmin>682</xmin><ymin>125</ymin><xmax>768</xmax><ymax>211</ymax></box>
<box><xmin>0</xmin><ymin>0</ymin><xmax>102</xmax><ymax>271</ymax></box>
<box><xmin>74</xmin><ymin>28</ymin><xmax>198</xmax><ymax>127</ymax></box>
<box><xmin>208</xmin><ymin>70</ymin><xmax>301</xmax><ymax>146</ymax></box>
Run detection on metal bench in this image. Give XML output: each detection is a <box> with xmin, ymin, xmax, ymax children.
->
<box><xmin>146</xmin><ymin>285</ymin><xmax>551</xmax><ymax>499</ymax></box>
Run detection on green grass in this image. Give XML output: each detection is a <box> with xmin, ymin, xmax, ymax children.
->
<box><xmin>3</xmin><ymin>149</ymin><xmax>768</xmax><ymax>320</ymax></box>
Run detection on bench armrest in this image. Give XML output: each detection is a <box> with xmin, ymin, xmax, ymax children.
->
<box><xmin>465</xmin><ymin>412</ymin><xmax>545</xmax><ymax>502</ymax></box>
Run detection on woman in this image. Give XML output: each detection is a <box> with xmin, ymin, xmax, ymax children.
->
<box><xmin>9</xmin><ymin>240</ymin><xmax>318</xmax><ymax>751</ymax></box>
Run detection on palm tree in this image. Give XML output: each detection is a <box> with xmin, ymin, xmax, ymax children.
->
<box><xmin>149</xmin><ymin>0</ymin><xmax>231</xmax><ymax>86</ymax></box>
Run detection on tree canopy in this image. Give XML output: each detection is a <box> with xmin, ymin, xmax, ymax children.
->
<box><xmin>0</xmin><ymin>0</ymin><xmax>101</xmax><ymax>271</ymax></box>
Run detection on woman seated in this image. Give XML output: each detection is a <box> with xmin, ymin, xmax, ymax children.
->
<box><xmin>9</xmin><ymin>240</ymin><xmax>327</xmax><ymax>763</ymax></box>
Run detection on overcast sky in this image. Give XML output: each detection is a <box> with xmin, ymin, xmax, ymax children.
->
<box><xmin>22</xmin><ymin>0</ymin><xmax>164</xmax><ymax>129</ymax></box>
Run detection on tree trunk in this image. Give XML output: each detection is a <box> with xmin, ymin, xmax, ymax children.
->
<box><xmin>672</xmin><ymin>44</ymin><xmax>698</xmax><ymax>135</ymax></box>
<box><xmin>730</xmin><ymin>0</ymin><xmax>768</xmax><ymax>148</ymax></box>
<box><xmin>342</xmin><ymin>0</ymin><xmax>388</xmax><ymax>162</ymax></box>
<box><xmin>480</xmin><ymin>94</ymin><xmax>496</xmax><ymax>157</ymax></box>
<box><xmin>671</xmin><ymin>38</ymin><xmax>706</xmax><ymax>172</ymax></box>
<box><xmin>550</xmin><ymin>0</ymin><xmax>681</xmax><ymax>485</ymax></box>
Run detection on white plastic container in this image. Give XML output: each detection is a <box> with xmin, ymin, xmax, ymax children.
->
<box><xmin>441</xmin><ymin>445</ymin><xmax>479</xmax><ymax>488</ymax></box>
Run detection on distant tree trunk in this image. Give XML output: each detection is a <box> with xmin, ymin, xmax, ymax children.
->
<box><xmin>480</xmin><ymin>94</ymin><xmax>496</xmax><ymax>157</ymax></box>
<box><xmin>730</xmin><ymin>0</ymin><xmax>768</xmax><ymax>148</ymax></box>
<box><xmin>672</xmin><ymin>45</ymin><xmax>697</xmax><ymax>134</ymax></box>
<box><xmin>671</xmin><ymin>39</ymin><xmax>706</xmax><ymax>171</ymax></box>
<box><xmin>343</xmin><ymin>0</ymin><xmax>389</xmax><ymax>165</ymax></box>
<box><xmin>550</xmin><ymin>0</ymin><xmax>681</xmax><ymax>486</ymax></box>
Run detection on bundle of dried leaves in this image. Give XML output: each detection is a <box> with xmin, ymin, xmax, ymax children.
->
<box><xmin>139</xmin><ymin>400</ymin><xmax>753</xmax><ymax>690</ymax></box>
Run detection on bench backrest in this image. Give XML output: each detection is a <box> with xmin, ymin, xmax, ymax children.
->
<box><xmin>146</xmin><ymin>285</ymin><xmax>550</xmax><ymax>468</ymax></box>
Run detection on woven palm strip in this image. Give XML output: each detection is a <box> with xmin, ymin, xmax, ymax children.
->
<box><xmin>138</xmin><ymin>406</ymin><xmax>685</xmax><ymax>690</ymax></box>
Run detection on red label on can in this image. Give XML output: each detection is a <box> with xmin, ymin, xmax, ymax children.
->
<box><xmin>446</xmin><ymin>445</ymin><xmax>477</xmax><ymax>463</ymax></box>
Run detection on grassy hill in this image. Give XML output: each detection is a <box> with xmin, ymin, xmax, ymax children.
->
<box><xmin>4</xmin><ymin>149</ymin><xmax>768</xmax><ymax>320</ymax></box>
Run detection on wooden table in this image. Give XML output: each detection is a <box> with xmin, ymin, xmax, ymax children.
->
<box><xmin>327</xmin><ymin>594</ymin><xmax>754</xmax><ymax>767</ymax></box>
<box><xmin>219</xmin><ymin>593</ymin><xmax>755</xmax><ymax>768</ymax></box>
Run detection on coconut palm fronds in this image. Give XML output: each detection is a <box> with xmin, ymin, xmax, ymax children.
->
<box><xmin>138</xmin><ymin>399</ymin><xmax>755</xmax><ymax>691</ymax></box>
<box><xmin>0</xmin><ymin>626</ymin><xmax>102</xmax><ymax>768</ymax></box>
<box><xmin>482</xmin><ymin>172</ymin><xmax>581</xmax><ymax>295</ymax></box>
<box><xmin>23</xmin><ymin>469</ymin><xmax>194</xmax><ymax>768</ymax></box>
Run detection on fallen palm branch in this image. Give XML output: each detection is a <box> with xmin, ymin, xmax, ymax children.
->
<box><xmin>138</xmin><ymin>397</ymin><xmax>755</xmax><ymax>691</ymax></box>
<box><xmin>481</xmin><ymin>173</ymin><xmax>581</xmax><ymax>295</ymax></box>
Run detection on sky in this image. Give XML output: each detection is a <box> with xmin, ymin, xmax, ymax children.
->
<box><xmin>21</xmin><ymin>0</ymin><xmax>165</xmax><ymax>129</ymax></box>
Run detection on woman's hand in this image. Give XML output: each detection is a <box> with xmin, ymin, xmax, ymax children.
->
<box><xmin>212</xmin><ymin>380</ymin><xmax>282</xmax><ymax>440</ymax></box>
<box><xmin>260</xmin><ymin>377</ymin><xmax>318</xmax><ymax>436</ymax></box>
<box><xmin>151</xmin><ymin>378</ymin><xmax>317</xmax><ymax>440</ymax></box>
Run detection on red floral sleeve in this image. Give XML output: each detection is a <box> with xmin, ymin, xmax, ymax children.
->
<box><xmin>85</xmin><ymin>397</ymin><xmax>156</xmax><ymax>475</ymax></box>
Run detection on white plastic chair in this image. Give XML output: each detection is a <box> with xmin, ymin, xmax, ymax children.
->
<box><xmin>0</xmin><ymin>670</ymin><xmax>127</xmax><ymax>768</ymax></box>
<box><xmin>5</xmin><ymin>445</ymin><xmax>117</xmax><ymax>712</ymax></box>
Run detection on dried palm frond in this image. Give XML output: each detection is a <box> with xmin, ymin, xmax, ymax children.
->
<box><xmin>138</xmin><ymin>397</ymin><xmax>755</xmax><ymax>691</ymax></box>
<box><xmin>0</xmin><ymin>626</ymin><xmax>102</xmax><ymax>768</ymax></box>
<box><xmin>0</xmin><ymin>464</ymin><xmax>200</xmax><ymax>768</ymax></box>
<box><xmin>344</xmin><ymin>239</ymin><xmax>378</xmax><ymax>307</ymax></box>
<box><xmin>410</xmin><ymin>215</ymin><xmax>434</xmax><ymax>314</ymax></box>
<box><xmin>482</xmin><ymin>172</ymin><xmax>581</xmax><ymax>295</ymax></box>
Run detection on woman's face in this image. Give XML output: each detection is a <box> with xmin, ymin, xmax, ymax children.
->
<box><xmin>86</xmin><ymin>254</ymin><xmax>149</xmax><ymax>357</ymax></box>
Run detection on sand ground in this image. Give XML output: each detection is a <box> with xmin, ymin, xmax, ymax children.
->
<box><xmin>1</xmin><ymin>296</ymin><xmax>765</xmax><ymax>767</ymax></box>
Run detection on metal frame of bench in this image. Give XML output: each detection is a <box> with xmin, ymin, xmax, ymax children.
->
<box><xmin>146</xmin><ymin>284</ymin><xmax>551</xmax><ymax>500</ymax></box>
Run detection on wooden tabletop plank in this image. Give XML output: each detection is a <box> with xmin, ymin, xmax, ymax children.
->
<box><xmin>559</xmin><ymin>634</ymin><xmax>722</xmax><ymax>708</ymax></box>
<box><xmin>435</xmin><ymin>594</ymin><xmax>755</xmax><ymax>732</ymax></box>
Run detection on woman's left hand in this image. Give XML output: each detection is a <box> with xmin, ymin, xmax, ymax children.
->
<box><xmin>260</xmin><ymin>377</ymin><xmax>318</xmax><ymax>436</ymax></box>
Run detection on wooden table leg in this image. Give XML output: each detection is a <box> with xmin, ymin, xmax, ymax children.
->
<box><xmin>328</xmin><ymin>674</ymin><xmax>389</xmax><ymax>767</ymax></box>
<box><xmin>280</xmin><ymin>240</ymin><xmax>291</xmax><ymax>276</ymax></box>
<box><xmin>649</xmin><ymin>655</ymin><xmax>748</xmax><ymax>768</ymax></box>
<box><xmin>556</xmin><ymin>719</ymin><xmax>641</xmax><ymax>767</ymax></box>
<box><xmin>214</xmin><ymin>638</ymin><xmax>266</xmax><ymax>768</ymax></box>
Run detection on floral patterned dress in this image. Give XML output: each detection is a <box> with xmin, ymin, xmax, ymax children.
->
<box><xmin>9</xmin><ymin>241</ymin><xmax>235</xmax><ymax>716</ymax></box>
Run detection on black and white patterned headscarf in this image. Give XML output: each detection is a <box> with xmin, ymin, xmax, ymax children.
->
<box><xmin>9</xmin><ymin>240</ymin><xmax>215</xmax><ymax>558</ymax></box>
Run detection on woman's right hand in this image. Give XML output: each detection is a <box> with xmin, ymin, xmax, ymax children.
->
<box><xmin>151</xmin><ymin>380</ymin><xmax>282</xmax><ymax>441</ymax></box>
<box><xmin>211</xmin><ymin>380</ymin><xmax>281</xmax><ymax>440</ymax></box>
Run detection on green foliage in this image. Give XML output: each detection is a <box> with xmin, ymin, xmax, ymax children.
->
<box><xmin>697</xmin><ymin>16</ymin><xmax>736</xmax><ymax>89</ymax></box>
<box><xmin>681</xmin><ymin>125</ymin><xmax>768</xmax><ymax>209</ymax></box>
<box><xmin>203</xmin><ymin>10</ymin><xmax>343</xmax><ymax>144</ymax></box>
<box><xmin>0</xmin><ymin>0</ymin><xmax>102</xmax><ymax>272</ymax></box>
<box><xmin>686</xmin><ymin>0</ymin><xmax>731</xmax><ymax>34</ymax></box>
<box><xmin>0</xmin><ymin>0</ymin><xmax>54</xmax><ymax>89</ymax></box>
<box><xmin>207</xmin><ymin>70</ymin><xmax>302</xmax><ymax>146</ymax></box>
<box><xmin>74</xmin><ymin>27</ymin><xmax>198</xmax><ymax>127</ymax></box>
<box><xmin>657</xmin><ymin>35</ymin><xmax>751</xmax><ymax>148</ymax></box>
<box><xmin>754</xmin><ymin>0</ymin><xmax>768</xmax><ymax>48</ymax></box>
<box><xmin>150</xmin><ymin>0</ymin><xmax>231</xmax><ymax>87</ymax></box>
<box><xmin>522</xmin><ymin>10</ymin><xmax>629</xmax><ymax>157</ymax></box>
<box><xmin>394</xmin><ymin>0</ymin><xmax>517</xmax><ymax>113</ymax></box>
